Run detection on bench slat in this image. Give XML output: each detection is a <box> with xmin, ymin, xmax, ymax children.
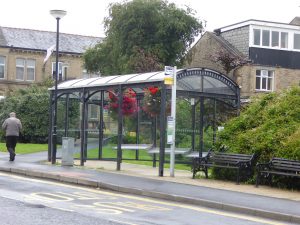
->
<box><xmin>256</xmin><ymin>157</ymin><xmax>300</xmax><ymax>187</ymax></box>
<box><xmin>192</xmin><ymin>152</ymin><xmax>256</xmax><ymax>184</ymax></box>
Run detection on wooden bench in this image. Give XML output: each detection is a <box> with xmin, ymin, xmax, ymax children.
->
<box><xmin>192</xmin><ymin>152</ymin><xmax>256</xmax><ymax>184</ymax></box>
<box><xmin>256</xmin><ymin>157</ymin><xmax>300</xmax><ymax>187</ymax></box>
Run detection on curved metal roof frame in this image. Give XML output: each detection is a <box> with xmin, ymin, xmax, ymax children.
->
<box><xmin>50</xmin><ymin>68</ymin><xmax>240</xmax><ymax>102</ymax></box>
<box><xmin>48</xmin><ymin>67</ymin><xmax>241</xmax><ymax>174</ymax></box>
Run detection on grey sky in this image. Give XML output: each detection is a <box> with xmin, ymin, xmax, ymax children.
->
<box><xmin>1</xmin><ymin>0</ymin><xmax>299</xmax><ymax>37</ymax></box>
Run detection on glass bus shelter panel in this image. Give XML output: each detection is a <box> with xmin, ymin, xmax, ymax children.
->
<box><xmin>89</xmin><ymin>91</ymin><xmax>102</xmax><ymax>101</ymax></box>
<box><xmin>203</xmin><ymin>76</ymin><xmax>235</xmax><ymax>95</ymax></box>
<box><xmin>106</xmin><ymin>74</ymin><xmax>139</xmax><ymax>85</ymax></box>
<box><xmin>57</xmin><ymin>79</ymin><xmax>85</xmax><ymax>88</ymax></box>
<box><xmin>71</xmin><ymin>77</ymin><xmax>103</xmax><ymax>87</ymax></box>
<box><xmin>177</xmin><ymin>75</ymin><xmax>203</xmax><ymax>92</ymax></box>
<box><xmin>88</xmin><ymin>76</ymin><xmax>120</xmax><ymax>87</ymax></box>
<box><xmin>127</xmin><ymin>72</ymin><xmax>161</xmax><ymax>82</ymax></box>
<box><xmin>68</xmin><ymin>92</ymin><xmax>81</xmax><ymax>100</ymax></box>
<box><xmin>148</xmin><ymin>71</ymin><xmax>165</xmax><ymax>81</ymax></box>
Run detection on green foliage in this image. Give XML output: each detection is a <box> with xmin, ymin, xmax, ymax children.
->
<box><xmin>84</xmin><ymin>0</ymin><xmax>202</xmax><ymax>75</ymax></box>
<box><xmin>0</xmin><ymin>84</ymin><xmax>50</xmax><ymax>143</ymax></box>
<box><xmin>0</xmin><ymin>80</ymin><xmax>80</xmax><ymax>144</ymax></box>
<box><xmin>217</xmin><ymin>86</ymin><xmax>300</xmax><ymax>162</ymax></box>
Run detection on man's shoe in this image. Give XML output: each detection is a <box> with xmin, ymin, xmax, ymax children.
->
<box><xmin>9</xmin><ymin>153</ymin><xmax>15</xmax><ymax>161</ymax></box>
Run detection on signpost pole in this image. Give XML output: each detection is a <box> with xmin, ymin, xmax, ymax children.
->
<box><xmin>170</xmin><ymin>66</ymin><xmax>176</xmax><ymax>177</ymax></box>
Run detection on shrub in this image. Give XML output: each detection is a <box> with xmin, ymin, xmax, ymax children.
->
<box><xmin>215</xmin><ymin>86</ymin><xmax>300</xmax><ymax>187</ymax></box>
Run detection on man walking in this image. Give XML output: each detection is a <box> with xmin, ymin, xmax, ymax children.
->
<box><xmin>2</xmin><ymin>112</ymin><xmax>22</xmax><ymax>161</ymax></box>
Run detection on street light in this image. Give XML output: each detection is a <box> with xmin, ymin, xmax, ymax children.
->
<box><xmin>50</xmin><ymin>9</ymin><xmax>67</xmax><ymax>164</ymax></box>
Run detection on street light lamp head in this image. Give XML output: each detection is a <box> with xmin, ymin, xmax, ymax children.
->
<box><xmin>50</xmin><ymin>10</ymin><xmax>67</xmax><ymax>19</ymax></box>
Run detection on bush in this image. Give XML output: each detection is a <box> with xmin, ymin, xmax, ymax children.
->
<box><xmin>0</xmin><ymin>80</ymin><xmax>80</xmax><ymax>144</ymax></box>
<box><xmin>215</xmin><ymin>86</ymin><xmax>300</xmax><ymax>187</ymax></box>
<box><xmin>0</xmin><ymin>84</ymin><xmax>50</xmax><ymax>143</ymax></box>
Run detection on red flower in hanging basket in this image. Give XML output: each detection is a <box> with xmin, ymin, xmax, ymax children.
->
<box><xmin>106</xmin><ymin>88</ymin><xmax>138</xmax><ymax>119</ymax></box>
<box><xmin>142</xmin><ymin>86</ymin><xmax>162</xmax><ymax>117</ymax></box>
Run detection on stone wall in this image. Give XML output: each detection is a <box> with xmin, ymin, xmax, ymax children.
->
<box><xmin>186</xmin><ymin>32</ymin><xmax>233</xmax><ymax>77</ymax></box>
<box><xmin>235</xmin><ymin>65</ymin><xmax>300</xmax><ymax>98</ymax></box>
<box><xmin>220</xmin><ymin>26</ymin><xmax>249</xmax><ymax>57</ymax></box>
<box><xmin>0</xmin><ymin>47</ymin><xmax>84</xmax><ymax>95</ymax></box>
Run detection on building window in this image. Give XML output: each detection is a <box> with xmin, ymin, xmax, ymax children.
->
<box><xmin>16</xmin><ymin>58</ymin><xmax>25</xmax><ymax>80</ymax></box>
<box><xmin>281</xmin><ymin>32</ymin><xmax>288</xmax><ymax>48</ymax></box>
<box><xmin>26</xmin><ymin>59</ymin><xmax>35</xmax><ymax>81</ymax></box>
<box><xmin>262</xmin><ymin>30</ymin><xmax>270</xmax><ymax>46</ymax></box>
<box><xmin>253</xmin><ymin>29</ymin><xmax>261</xmax><ymax>45</ymax></box>
<box><xmin>16</xmin><ymin>58</ymin><xmax>36</xmax><ymax>81</ymax></box>
<box><xmin>294</xmin><ymin>33</ymin><xmax>300</xmax><ymax>50</ymax></box>
<box><xmin>271</xmin><ymin>31</ymin><xmax>279</xmax><ymax>47</ymax></box>
<box><xmin>252</xmin><ymin>28</ymin><xmax>288</xmax><ymax>49</ymax></box>
<box><xmin>52</xmin><ymin>62</ymin><xmax>68</xmax><ymax>81</ymax></box>
<box><xmin>89</xmin><ymin>104</ymin><xmax>98</xmax><ymax>120</ymax></box>
<box><xmin>0</xmin><ymin>56</ymin><xmax>5</xmax><ymax>79</ymax></box>
<box><xmin>256</xmin><ymin>69</ymin><xmax>274</xmax><ymax>91</ymax></box>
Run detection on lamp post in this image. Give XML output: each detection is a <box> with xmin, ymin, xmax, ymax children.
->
<box><xmin>50</xmin><ymin>10</ymin><xmax>67</xmax><ymax>164</ymax></box>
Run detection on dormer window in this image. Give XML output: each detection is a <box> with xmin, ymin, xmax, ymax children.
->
<box><xmin>293</xmin><ymin>33</ymin><xmax>300</xmax><ymax>49</ymax></box>
<box><xmin>271</xmin><ymin>31</ymin><xmax>279</xmax><ymax>47</ymax></box>
<box><xmin>252</xmin><ymin>28</ymin><xmax>288</xmax><ymax>49</ymax></box>
<box><xmin>262</xmin><ymin>30</ymin><xmax>270</xmax><ymax>46</ymax></box>
<box><xmin>253</xmin><ymin>29</ymin><xmax>260</xmax><ymax>45</ymax></box>
<box><xmin>281</xmin><ymin>32</ymin><xmax>288</xmax><ymax>48</ymax></box>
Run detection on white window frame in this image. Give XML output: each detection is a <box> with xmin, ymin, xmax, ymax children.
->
<box><xmin>16</xmin><ymin>58</ymin><xmax>36</xmax><ymax>81</ymax></box>
<box><xmin>250</xmin><ymin>26</ymin><xmax>289</xmax><ymax>50</ymax></box>
<box><xmin>16</xmin><ymin>58</ymin><xmax>25</xmax><ymax>80</ymax></box>
<box><xmin>262</xmin><ymin>30</ymin><xmax>270</xmax><ymax>47</ymax></box>
<box><xmin>88</xmin><ymin>104</ymin><xmax>99</xmax><ymax>120</ymax></box>
<box><xmin>255</xmin><ymin>69</ymin><xmax>274</xmax><ymax>92</ymax></box>
<box><xmin>52</xmin><ymin>62</ymin><xmax>68</xmax><ymax>81</ymax></box>
<box><xmin>271</xmin><ymin>31</ymin><xmax>279</xmax><ymax>47</ymax></box>
<box><xmin>293</xmin><ymin>33</ymin><xmax>300</xmax><ymax>50</ymax></box>
<box><xmin>0</xmin><ymin>56</ymin><xmax>5</xmax><ymax>79</ymax></box>
<box><xmin>26</xmin><ymin>59</ymin><xmax>36</xmax><ymax>81</ymax></box>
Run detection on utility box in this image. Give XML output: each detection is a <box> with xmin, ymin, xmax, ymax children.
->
<box><xmin>61</xmin><ymin>137</ymin><xmax>74</xmax><ymax>166</ymax></box>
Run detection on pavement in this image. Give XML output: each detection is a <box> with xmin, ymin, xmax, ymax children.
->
<box><xmin>0</xmin><ymin>151</ymin><xmax>300</xmax><ymax>224</ymax></box>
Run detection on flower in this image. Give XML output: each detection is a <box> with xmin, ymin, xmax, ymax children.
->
<box><xmin>142</xmin><ymin>86</ymin><xmax>163</xmax><ymax>117</ymax></box>
<box><xmin>106</xmin><ymin>88</ymin><xmax>138</xmax><ymax>119</ymax></box>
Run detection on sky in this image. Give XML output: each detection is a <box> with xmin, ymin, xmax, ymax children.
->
<box><xmin>1</xmin><ymin>0</ymin><xmax>300</xmax><ymax>38</ymax></box>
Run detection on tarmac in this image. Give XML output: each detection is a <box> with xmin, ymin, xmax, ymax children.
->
<box><xmin>0</xmin><ymin>151</ymin><xmax>299</xmax><ymax>224</ymax></box>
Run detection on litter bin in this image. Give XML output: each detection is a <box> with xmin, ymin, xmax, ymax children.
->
<box><xmin>61</xmin><ymin>137</ymin><xmax>74</xmax><ymax>166</ymax></box>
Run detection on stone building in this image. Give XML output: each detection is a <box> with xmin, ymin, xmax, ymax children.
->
<box><xmin>0</xmin><ymin>26</ymin><xmax>102</xmax><ymax>98</ymax></box>
<box><xmin>186</xmin><ymin>18</ymin><xmax>300</xmax><ymax>98</ymax></box>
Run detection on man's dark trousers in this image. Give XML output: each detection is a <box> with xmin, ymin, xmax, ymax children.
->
<box><xmin>6</xmin><ymin>136</ymin><xmax>17</xmax><ymax>161</ymax></box>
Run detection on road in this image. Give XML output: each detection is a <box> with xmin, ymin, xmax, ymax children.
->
<box><xmin>0</xmin><ymin>172</ymin><xmax>295</xmax><ymax>225</ymax></box>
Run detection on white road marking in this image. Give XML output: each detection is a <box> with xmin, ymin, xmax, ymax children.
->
<box><xmin>0</xmin><ymin>172</ymin><xmax>289</xmax><ymax>225</ymax></box>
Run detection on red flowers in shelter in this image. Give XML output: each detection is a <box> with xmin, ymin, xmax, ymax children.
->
<box><xmin>142</xmin><ymin>86</ymin><xmax>162</xmax><ymax>117</ymax></box>
<box><xmin>107</xmin><ymin>88</ymin><xmax>138</xmax><ymax>118</ymax></box>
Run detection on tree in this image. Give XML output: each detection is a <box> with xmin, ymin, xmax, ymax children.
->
<box><xmin>84</xmin><ymin>0</ymin><xmax>202</xmax><ymax>75</ymax></box>
<box><xmin>210</xmin><ymin>49</ymin><xmax>248</xmax><ymax>74</ymax></box>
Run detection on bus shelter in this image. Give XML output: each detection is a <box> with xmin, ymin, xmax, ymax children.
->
<box><xmin>48</xmin><ymin>68</ymin><xmax>240</xmax><ymax>176</ymax></box>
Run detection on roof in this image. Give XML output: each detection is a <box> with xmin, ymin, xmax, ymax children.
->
<box><xmin>52</xmin><ymin>68</ymin><xmax>240</xmax><ymax>99</ymax></box>
<box><xmin>214</xmin><ymin>19</ymin><xmax>300</xmax><ymax>33</ymax></box>
<box><xmin>0</xmin><ymin>26</ymin><xmax>103</xmax><ymax>54</ymax></box>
